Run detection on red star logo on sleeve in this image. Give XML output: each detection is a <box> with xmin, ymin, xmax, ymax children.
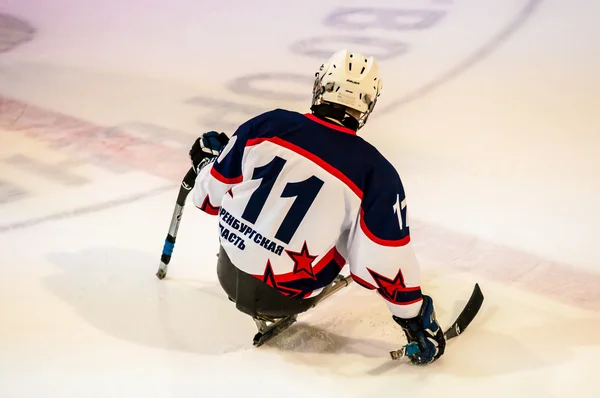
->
<box><xmin>285</xmin><ymin>241</ymin><xmax>318</xmax><ymax>280</ymax></box>
<box><xmin>366</xmin><ymin>268</ymin><xmax>421</xmax><ymax>305</ymax></box>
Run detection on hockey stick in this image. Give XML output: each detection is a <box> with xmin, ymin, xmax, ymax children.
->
<box><xmin>389</xmin><ymin>283</ymin><xmax>484</xmax><ymax>360</ymax></box>
<box><xmin>156</xmin><ymin>167</ymin><xmax>197</xmax><ymax>280</ymax></box>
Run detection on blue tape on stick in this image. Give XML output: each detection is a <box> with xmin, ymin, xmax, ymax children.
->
<box><xmin>162</xmin><ymin>239</ymin><xmax>175</xmax><ymax>256</ymax></box>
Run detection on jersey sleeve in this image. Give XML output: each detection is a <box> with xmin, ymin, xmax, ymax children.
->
<box><xmin>347</xmin><ymin>159</ymin><xmax>423</xmax><ymax>319</ymax></box>
<box><xmin>191</xmin><ymin>118</ymin><xmax>252</xmax><ymax>214</ymax></box>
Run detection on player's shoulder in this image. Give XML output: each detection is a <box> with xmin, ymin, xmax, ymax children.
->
<box><xmin>368</xmin><ymin>142</ymin><xmax>400</xmax><ymax>178</ymax></box>
<box><xmin>344</xmin><ymin>133</ymin><xmax>401</xmax><ymax>181</ymax></box>
<box><xmin>233</xmin><ymin>108</ymin><xmax>304</xmax><ymax>137</ymax></box>
<box><xmin>351</xmin><ymin>137</ymin><xmax>406</xmax><ymax>202</ymax></box>
<box><xmin>245</xmin><ymin>108</ymin><xmax>304</xmax><ymax>126</ymax></box>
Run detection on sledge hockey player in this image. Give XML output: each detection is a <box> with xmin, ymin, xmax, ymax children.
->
<box><xmin>187</xmin><ymin>49</ymin><xmax>446</xmax><ymax>365</ymax></box>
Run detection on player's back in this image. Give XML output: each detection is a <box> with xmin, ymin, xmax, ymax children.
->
<box><xmin>208</xmin><ymin>108</ymin><xmax>387</xmax><ymax>299</ymax></box>
<box><xmin>188</xmin><ymin>48</ymin><xmax>443</xmax><ymax>360</ymax></box>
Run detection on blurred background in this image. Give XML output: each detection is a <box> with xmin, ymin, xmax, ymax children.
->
<box><xmin>1</xmin><ymin>1</ymin><xmax>599</xmax><ymax>397</ymax></box>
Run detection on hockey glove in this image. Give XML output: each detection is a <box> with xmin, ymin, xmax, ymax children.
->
<box><xmin>393</xmin><ymin>295</ymin><xmax>446</xmax><ymax>365</ymax></box>
<box><xmin>189</xmin><ymin>131</ymin><xmax>230</xmax><ymax>173</ymax></box>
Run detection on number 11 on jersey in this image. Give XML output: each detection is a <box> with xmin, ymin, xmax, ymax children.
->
<box><xmin>241</xmin><ymin>156</ymin><xmax>324</xmax><ymax>244</ymax></box>
<box><xmin>393</xmin><ymin>195</ymin><xmax>408</xmax><ymax>230</ymax></box>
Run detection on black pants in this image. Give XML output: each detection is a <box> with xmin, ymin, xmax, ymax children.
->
<box><xmin>216</xmin><ymin>246</ymin><xmax>321</xmax><ymax>318</ymax></box>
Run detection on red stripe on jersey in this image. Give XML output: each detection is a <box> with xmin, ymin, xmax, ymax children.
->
<box><xmin>303</xmin><ymin>113</ymin><xmax>357</xmax><ymax>135</ymax></box>
<box><xmin>197</xmin><ymin>195</ymin><xmax>220</xmax><ymax>215</ymax></box>
<box><xmin>350</xmin><ymin>273</ymin><xmax>376</xmax><ymax>290</ymax></box>
<box><xmin>316</xmin><ymin>246</ymin><xmax>346</xmax><ymax>273</ymax></box>
<box><xmin>246</xmin><ymin>137</ymin><xmax>363</xmax><ymax>199</ymax></box>
<box><xmin>332</xmin><ymin>248</ymin><xmax>346</xmax><ymax>268</ymax></box>
<box><xmin>379</xmin><ymin>294</ymin><xmax>423</xmax><ymax>306</ymax></box>
<box><xmin>210</xmin><ymin>166</ymin><xmax>243</xmax><ymax>184</ymax></box>
<box><xmin>359</xmin><ymin>209</ymin><xmax>411</xmax><ymax>247</ymax></box>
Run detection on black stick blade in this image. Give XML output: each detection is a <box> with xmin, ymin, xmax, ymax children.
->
<box><xmin>444</xmin><ymin>283</ymin><xmax>484</xmax><ymax>340</ymax></box>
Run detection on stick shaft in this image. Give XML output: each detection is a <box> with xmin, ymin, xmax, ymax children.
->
<box><xmin>156</xmin><ymin>168</ymin><xmax>197</xmax><ymax>279</ymax></box>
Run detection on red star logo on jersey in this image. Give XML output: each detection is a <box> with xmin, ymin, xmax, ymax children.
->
<box><xmin>367</xmin><ymin>268</ymin><xmax>409</xmax><ymax>302</ymax></box>
<box><xmin>260</xmin><ymin>260</ymin><xmax>302</xmax><ymax>298</ymax></box>
<box><xmin>285</xmin><ymin>241</ymin><xmax>318</xmax><ymax>280</ymax></box>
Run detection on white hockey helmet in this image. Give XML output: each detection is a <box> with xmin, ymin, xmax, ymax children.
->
<box><xmin>311</xmin><ymin>49</ymin><xmax>383</xmax><ymax>129</ymax></box>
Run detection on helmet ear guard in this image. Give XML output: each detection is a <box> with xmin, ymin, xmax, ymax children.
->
<box><xmin>358</xmin><ymin>91</ymin><xmax>379</xmax><ymax>128</ymax></box>
<box><xmin>311</xmin><ymin>71</ymin><xmax>323</xmax><ymax>106</ymax></box>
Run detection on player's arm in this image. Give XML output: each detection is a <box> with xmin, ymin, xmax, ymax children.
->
<box><xmin>189</xmin><ymin>120</ymin><xmax>251</xmax><ymax>214</ymax></box>
<box><xmin>347</xmin><ymin>168</ymin><xmax>423</xmax><ymax>318</ymax></box>
<box><xmin>347</xmin><ymin>160</ymin><xmax>446</xmax><ymax>365</ymax></box>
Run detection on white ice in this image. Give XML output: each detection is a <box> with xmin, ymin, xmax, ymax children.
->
<box><xmin>0</xmin><ymin>0</ymin><xmax>599</xmax><ymax>397</ymax></box>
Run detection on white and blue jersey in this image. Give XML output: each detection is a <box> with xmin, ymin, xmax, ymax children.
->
<box><xmin>192</xmin><ymin>109</ymin><xmax>423</xmax><ymax>319</ymax></box>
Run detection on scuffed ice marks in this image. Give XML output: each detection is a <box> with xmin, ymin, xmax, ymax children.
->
<box><xmin>0</xmin><ymin>13</ymin><xmax>35</xmax><ymax>54</ymax></box>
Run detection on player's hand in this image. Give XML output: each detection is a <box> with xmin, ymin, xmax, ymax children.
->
<box><xmin>393</xmin><ymin>295</ymin><xmax>446</xmax><ymax>365</ymax></box>
<box><xmin>189</xmin><ymin>131</ymin><xmax>230</xmax><ymax>173</ymax></box>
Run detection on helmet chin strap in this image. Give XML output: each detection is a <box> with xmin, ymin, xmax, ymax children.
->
<box><xmin>310</xmin><ymin>103</ymin><xmax>359</xmax><ymax>131</ymax></box>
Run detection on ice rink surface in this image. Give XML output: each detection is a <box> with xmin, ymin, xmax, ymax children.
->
<box><xmin>1</xmin><ymin>0</ymin><xmax>599</xmax><ymax>396</ymax></box>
